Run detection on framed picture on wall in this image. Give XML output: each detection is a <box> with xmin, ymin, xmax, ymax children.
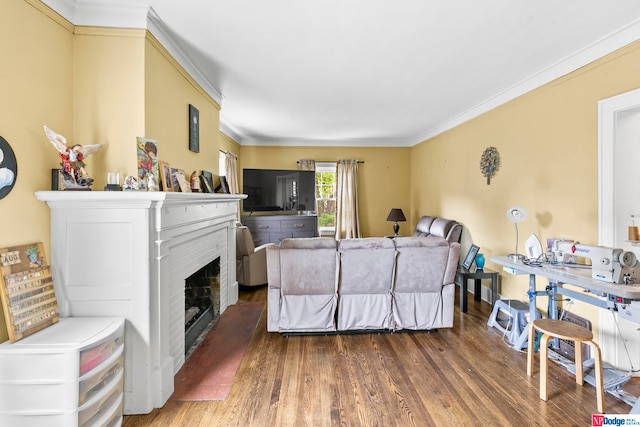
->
<box><xmin>189</xmin><ymin>104</ymin><xmax>199</xmax><ymax>153</ymax></box>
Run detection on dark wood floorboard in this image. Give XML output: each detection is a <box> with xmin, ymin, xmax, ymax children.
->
<box><xmin>122</xmin><ymin>285</ymin><xmax>637</xmax><ymax>427</ymax></box>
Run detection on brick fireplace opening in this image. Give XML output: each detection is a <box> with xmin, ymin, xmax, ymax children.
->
<box><xmin>184</xmin><ymin>257</ymin><xmax>221</xmax><ymax>356</ymax></box>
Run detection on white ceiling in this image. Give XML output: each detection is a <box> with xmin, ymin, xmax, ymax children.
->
<box><xmin>44</xmin><ymin>1</ymin><xmax>640</xmax><ymax>146</ymax></box>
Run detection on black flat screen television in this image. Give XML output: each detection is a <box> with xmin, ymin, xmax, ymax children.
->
<box><xmin>242</xmin><ymin>168</ymin><xmax>316</xmax><ymax>213</ymax></box>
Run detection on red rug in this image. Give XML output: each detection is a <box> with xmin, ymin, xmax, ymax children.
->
<box><xmin>170</xmin><ymin>301</ymin><xmax>263</xmax><ymax>401</ymax></box>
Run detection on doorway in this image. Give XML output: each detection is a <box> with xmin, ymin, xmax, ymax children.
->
<box><xmin>598</xmin><ymin>88</ymin><xmax>640</xmax><ymax>373</ymax></box>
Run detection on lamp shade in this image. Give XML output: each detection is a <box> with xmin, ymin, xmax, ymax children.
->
<box><xmin>506</xmin><ymin>206</ymin><xmax>527</xmax><ymax>223</ymax></box>
<box><xmin>386</xmin><ymin>208</ymin><xmax>406</xmax><ymax>222</ymax></box>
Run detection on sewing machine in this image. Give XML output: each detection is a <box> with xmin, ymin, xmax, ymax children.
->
<box><xmin>550</xmin><ymin>240</ymin><xmax>639</xmax><ymax>284</ymax></box>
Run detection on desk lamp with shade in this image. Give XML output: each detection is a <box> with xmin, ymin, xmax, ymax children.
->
<box><xmin>506</xmin><ymin>206</ymin><xmax>528</xmax><ymax>261</ymax></box>
<box><xmin>386</xmin><ymin>208</ymin><xmax>406</xmax><ymax>236</ymax></box>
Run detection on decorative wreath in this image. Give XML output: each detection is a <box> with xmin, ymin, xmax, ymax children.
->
<box><xmin>479</xmin><ymin>146</ymin><xmax>500</xmax><ymax>185</ymax></box>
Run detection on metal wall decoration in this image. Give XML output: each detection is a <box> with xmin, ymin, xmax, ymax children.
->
<box><xmin>479</xmin><ymin>146</ymin><xmax>500</xmax><ymax>185</ymax></box>
<box><xmin>0</xmin><ymin>135</ymin><xmax>17</xmax><ymax>200</ymax></box>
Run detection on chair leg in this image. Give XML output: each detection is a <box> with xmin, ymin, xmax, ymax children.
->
<box><xmin>587</xmin><ymin>341</ymin><xmax>605</xmax><ymax>414</ymax></box>
<box><xmin>539</xmin><ymin>333</ymin><xmax>551</xmax><ymax>401</ymax></box>
<box><xmin>527</xmin><ymin>322</ymin><xmax>536</xmax><ymax>377</ymax></box>
<box><xmin>574</xmin><ymin>340</ymin><xmax>583</xmax><ymax>385</ymax></box>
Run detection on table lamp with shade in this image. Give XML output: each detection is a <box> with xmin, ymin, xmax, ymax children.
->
<box><xmin>386</xmin><ymin>208</ymin><xmax>406</xmax><ymax>236</ymax></box>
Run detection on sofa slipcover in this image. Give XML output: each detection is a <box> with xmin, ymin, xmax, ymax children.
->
<box><xmin>392</xmin><ymin>237</ymin><xmax>459</xmax><ymax>329</ymax></box>
<box><xmin>337</xmin><ymin>238</ymin><xmax>397</xmax><ymax>330</ymax></box>
<box><xmin>267</xmin><ymin>237</ymin><xmax>338</xmax><ymax>332</ymax></box>
<box><xmin>267</xmin><ymin>236</ymin><xmax>460</xmax><ymax>333</ymax></box>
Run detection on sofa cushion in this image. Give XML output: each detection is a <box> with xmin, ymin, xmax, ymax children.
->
<box><xmin>275</xmin><ymin>237</ymin><xmax>339</xmax><ymax>332</ymax></box>
<box><xmin>279</xmin><ymin>237</ymin><xmax>337</xmax><ymax>250</ymax></box>
<box><xmin>392</xmin><ymin>239</ymin><xmax>460</xmax><ymax>329</ymax></box>
<box><xmin>337</xmin><ymin>238</ymin><xmax>396</xmax><ymax>330</ymax></box>
<box><xmin>412</xmin><ymin>215</ymin><xmax>462</xmax><ymax>243</ymax></box>
<box><xmin>412</xmin><ymin>216</ymin><xmax>436</xmax><ymax>236</ymax></box>
<box><xmin>430</xmin><ymin>218</ymin><xmax>457</xmax><ymax>240</ymax></box>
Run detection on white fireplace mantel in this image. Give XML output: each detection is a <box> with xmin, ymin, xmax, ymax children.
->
<box><xmin>35</xmin><ymin>191</ymin><xmax>246</xmax><ymax>414</ymax></box>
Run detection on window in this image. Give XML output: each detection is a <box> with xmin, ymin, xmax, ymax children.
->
<box><xmin>315</xmin><ymin>162</ymin><xmax>336</xmax><ymax>235</ymax></box>
<box><xmin>219</xmin><ymin>151</ymin><xmax>226</xmax><ymax>177</ymax></box>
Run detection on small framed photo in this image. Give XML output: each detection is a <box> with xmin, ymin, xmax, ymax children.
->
<box><xmin>51</xmin><ymin>169</ymin><xmax>66</xmax><ymax>190</ymax></box>
<box><xmin>159</xmin><ymin>161</ymin><xmax>173</xmax><ymax>192</ymax></box>
<box><xmin>189</xmin><ymin>104</ymin><xmax>199</xmax><ymax>153</ymax></box>
<box><xmin>462</xmin><ymin>244</ymin><xmax>480</xmax><ymax>270</ymax></box>
<box><xmin>173</xmin><ymin>168</ymin><xmax>191</xmax><ymax>192</ymax></box>
<box><xmin>219</xmin><ymin>176</ymin><xmax>230</xmax><ymax>194</ymax></box>
<box><xmin>200</xmin><ymin>171</ymin><xmax>213</xmax><ymax>193</ymax></box>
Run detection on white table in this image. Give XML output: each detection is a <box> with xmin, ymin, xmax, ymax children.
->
<box><xmin>490</xmin><ymin>256</ymin><xmax>640</xmax><ymax>350</ymax></box>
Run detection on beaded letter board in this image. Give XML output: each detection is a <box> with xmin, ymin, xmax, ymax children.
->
<box><xmin>0</xmin><ymin>243</ymin><xmax>59</xmax><ymax>342</ymax></box>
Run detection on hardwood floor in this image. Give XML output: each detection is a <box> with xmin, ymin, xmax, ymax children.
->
<box><xmin>122</xmin><ymin>286</ymin><xmax>636</xmax><ymax>426</ymax></box>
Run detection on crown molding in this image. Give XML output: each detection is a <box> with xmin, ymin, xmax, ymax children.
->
<box><xmin>39</xmin><ymin>1</ymin><xmax>640</xmax><ymax>147</ymax></box>
<box><xmin>239</xmin><ymin>137</ymin><xmax>415</xmax><ymax>148</ymax></box>
<box><xmin>40</xmin><ymin>0</ymin><xmax>222</xmax><ymax>104</ymax></box>
<box><xmin>145</xmin><ymin>8</ymin><xmax>223</xmax><ymax>103</ymax></box>
<box><xmin>219</xmin><ymin>121</ymin><xmax>242</xmax><ymax>144</ymax></box>
<box><xmin>412</xmin><ymin>18</ymin><xmax>640</xmax><ymax>146</ymax></box>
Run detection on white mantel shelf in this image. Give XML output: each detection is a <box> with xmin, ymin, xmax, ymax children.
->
<box><xmin>35</xmin><ymin>190</ymin><xmax>246</xmax><ymax>205</ymax></box>
<box><xmin>35</xmin><ymin>191</ymin><xmax>246</xmax><ymax>415</ymax></box>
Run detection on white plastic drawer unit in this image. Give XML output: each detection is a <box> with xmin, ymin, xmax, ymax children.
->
<box><xmin>0</xmin><ymin>317</ymin><xmax>125</xmax><ymax>427</ymax></box>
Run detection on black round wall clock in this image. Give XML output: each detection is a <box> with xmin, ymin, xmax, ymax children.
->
<box><xmin>0</xmin><ymin>135</ymin><xmax>18</xmax><ymax>200</ymax></box>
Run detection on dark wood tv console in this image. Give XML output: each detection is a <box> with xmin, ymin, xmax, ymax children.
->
<box><xmin>242</xmin><ymin>214</ymin><xmax>318</xmax><ymax>245</ymax></box>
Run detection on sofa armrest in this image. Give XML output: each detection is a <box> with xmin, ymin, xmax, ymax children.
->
<box><xmin>444</xmin><ymin>242</ymin><xmax>461</xmax><ymax>284</ymax></box>
<box><xmin>445</xmin><ymin>223</ymin><xmax>462</xmax><ymax>244</ymax></box>
<box><xmin>266</xmin><ymin>245</ymin><xmax>282</xmax><ymax>332</ymax></box>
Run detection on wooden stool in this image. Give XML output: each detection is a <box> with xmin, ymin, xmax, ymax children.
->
<box><xmin>527</xmin><ymin>318</ymin><xmax>604</xmax><ymax>413</ymax></box>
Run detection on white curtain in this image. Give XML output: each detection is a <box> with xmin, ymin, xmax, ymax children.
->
<box><xmin>335</xmin><ymin>160</ymin><xmax>361</xmax><ymax>239</ymax></box>
<box><xmin>224</xmin><ymin>151</ymin><xmax>240</xmax><ymax>221</ymax></box>
<box><xmin>224</xmin><ymin>151</ymin><xmax>239</xmax><ymax>194</ymax></box>
<box><xmin>297</xmin><ymin>159</ymin><xmax>316</xmax><ymax>171</ymax></box>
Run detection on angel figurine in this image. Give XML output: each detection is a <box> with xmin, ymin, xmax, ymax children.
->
<box><xmin>44</xmin><ymin>125</ymin><xmax>104</xmax><ymax>189</ymax></box>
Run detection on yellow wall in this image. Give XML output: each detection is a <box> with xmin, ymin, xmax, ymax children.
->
<box><xmin>0</xmin><ymin>0</ymin><xmax>225</xmax><ymax>343</ymax></box>
<box><xmin>0</xmin><ymin>0</ymin><xmax>75</xmax><ymax>342</ymax></box>
<box><xmin>4</xmin><ymin>0</ymin><xmax>640</xmax><ymax>345</ymax></box>
<box><xmin>145</xmin><ymin>36</ymin><xmax>222</xmax><ymax>176</ymax></box>
<box><xmin>238</xmin><ymin>146</ymin><xmax>411</xmax><ymax>237</ymax></box>
<box><xmin>73</xmin><ymin>27</ymin><xmax>146</xmax><ymax>186</ymax></box>
<box><xmin>411</xmin><ymin>40</ymin><xmax>640</xmax><ymax>328</ymax></box>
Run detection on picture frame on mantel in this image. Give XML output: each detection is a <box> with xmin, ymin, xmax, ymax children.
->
<box><xmin>462</xmin><ymin>244</ymin><xmax>480</xmax><ymax>270</ymax></box>
<box><xmin>200</xmin><ymin>170</ymin><xmax>213</xmax><ymax>193</ymax></box>
<box><xmin>189</xmin><ymin>104</ymin><xmax>199</xmax><ymax>153</ymax></box>
<box><xmin>159</xmin><ymin>161</ymin><xmax>173</xmax><ymax>192</ymax></box>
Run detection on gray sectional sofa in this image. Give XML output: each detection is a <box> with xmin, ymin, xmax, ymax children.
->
<box><xmin>412</xmin><ymin>215</ymin><xmax>463</xmax><ymax>243</ymax></box>
<box><xmin>266</xmin><ymin>234</ymin><xmax>460</xmax><ymax>334</ymax></box>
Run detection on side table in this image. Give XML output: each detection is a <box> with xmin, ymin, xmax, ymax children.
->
<box><xmin>455</xmin><ymin>266</ymin><xmax>499</xmax><ymax>313</ymax></box>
